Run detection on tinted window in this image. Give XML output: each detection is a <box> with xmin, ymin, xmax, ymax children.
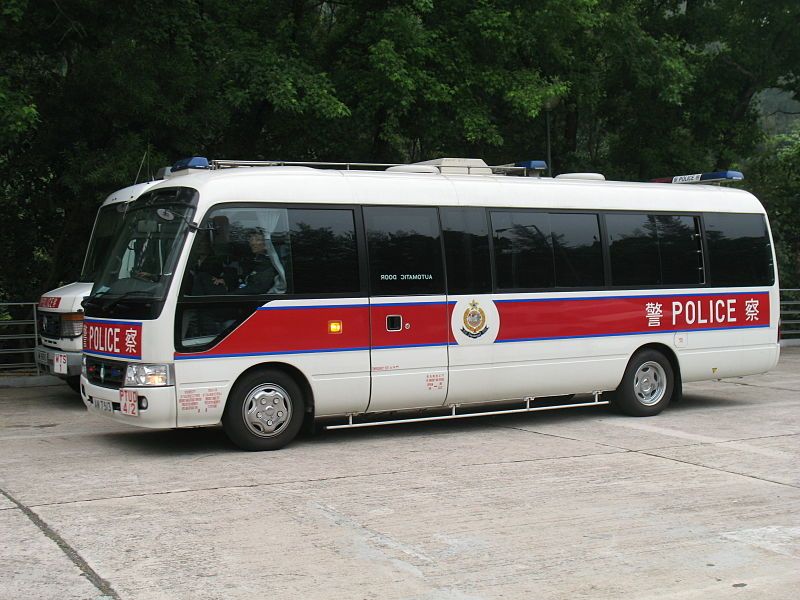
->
<box><xmin>182</xmin><ymin>206</ymin><xmax>359</xmax><ymax>297</ymax></box>
<box><xmin>288</xmin><ymin>209</ymin><xmax>359</xmax><ymax>293</ymax></box>
<box><xmin>607</xmin><ymin>213</ymin><xmax>704</xmax><ymax>287</ymax></box>
<box><xmin>441</xmin><ymin>207</ymin><xmax>491</xmax><ymax>294</ymax></box>
<box><xmin>491</xmin><ymin>211</ymin><xmax>554</xmax><ymax>289</ymax></box>
<box><xmin>607</xmin><ymin>214</ymin><xmax>660</xmax><ymax>286</ymax></box>
<box><xmin>550</xmin><ymin>213</ymin><xmax>604</xmax><ymax>287</ymax></box>
<box><xmin>364</xmin><ymin>206</ymin><xmax>444</xmax><ymax>295</ymax></box>
<box><xmin>657</xmin><ymin>215</ymin><xmax>703</xmax><ymax>285</ymax></box>
<box><xmin>705</xmin><ymin>213</ymin><xmax>773</xmax><ymax>286</ymax></box>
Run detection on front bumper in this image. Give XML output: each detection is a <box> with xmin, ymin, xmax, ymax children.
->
<box><xmin>81</xmin><ymin>376</ymin><xmax>177</xmax><ymax>429</ymax></box>
<box><xmin>35</xmin><ymin>345</ymin><xmax>81</xmax><ymax>378</ymax></box>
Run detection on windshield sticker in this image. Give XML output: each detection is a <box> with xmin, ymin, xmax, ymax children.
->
<box><xmin>84</xmin><ymin>319</ymin><xmax>142</xmax><ymax>358</ymax></box>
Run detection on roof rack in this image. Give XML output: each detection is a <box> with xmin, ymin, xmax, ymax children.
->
<box><xmin>210</xmin><ymin>158</ymin><xmax>548</xmax><ymax>177</ymax></box>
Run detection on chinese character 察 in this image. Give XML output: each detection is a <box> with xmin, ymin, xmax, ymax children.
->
<box><xmin>745</xmin><ymin>299</ymin><xmax>760</xmax><ymax>322</ymax></box>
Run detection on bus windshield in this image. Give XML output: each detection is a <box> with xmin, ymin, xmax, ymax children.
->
<box><xmin>89</xmin><ymin>187</ymin><xmax>197</xmax><ymax>303</ymax></box>
<box><xmin>79</xmin><ymin>202</ymin><xmax>129</xmax><ymax>283</ymax></box>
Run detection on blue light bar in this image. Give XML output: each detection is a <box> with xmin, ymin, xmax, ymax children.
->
<box><xmin>172</xmin><ymin>156</ymin><xmax>210</xmax><ymax>172</ymax></box>
<box><xmin>650</xmin><ymin>170</ymin><xmax>744</xmax><ymax>184</ymax></box>
<box><xmin>515</xmin><ymin>160</ymin><xmax>548</xmax><ymax>171</ymax></box>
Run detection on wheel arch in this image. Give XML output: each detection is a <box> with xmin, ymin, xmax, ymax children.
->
<box><xmin>228</xmin><ymin>361</ymin><xmax>315</xmax><ymax>415</ymax></box>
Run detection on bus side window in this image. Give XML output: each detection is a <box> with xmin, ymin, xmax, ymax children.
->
<box><xmin>606</xmin><ymin>213</ymin><xmax>661</xmax><ymax>286</ymax></box>
<box><xmin>704</xmin><ymin>213</ymin><xmax>774</xmax><ymax>287</ymax></box>
<box><xmin>490</xmin><ymin>210</ymin><xmax>554</xmax><ymax>290</ymax></box>
<box><xmin>550</xmin><ymin>213</ymin><xmax>604</xmax><ymax>288</ymax></box>
<box><xmin>364</xmin><ymin>206</ymin><xmax>444</xmax><ymax>295</ymax></box>
<box><xmin>440</xmin><ymin>207</ymin><xmax>491</xmax><ymax>294</ymax></box>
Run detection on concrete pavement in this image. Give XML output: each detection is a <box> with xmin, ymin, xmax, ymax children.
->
<box><xmin>1</xmin><ymin>350</ymin><xmax>799</xmax><ymax>599</ymax></box>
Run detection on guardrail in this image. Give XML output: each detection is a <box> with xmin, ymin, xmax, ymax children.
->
<box><xmin>781</xmin><ymin>288</ymin><xmax>800</xmax><ymax>339</ymax></box>
<box><xmin>0</xmin><ymin>302</ymin><xmax>40</xmax><ymax>374</ymax></box>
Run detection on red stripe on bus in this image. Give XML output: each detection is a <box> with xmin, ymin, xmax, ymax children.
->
<box><xmin>496</xmin><ymin>292</ymin><xmax>769</xmax><ymax>342</ymax></box>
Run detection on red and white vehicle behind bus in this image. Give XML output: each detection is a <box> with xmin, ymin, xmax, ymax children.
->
<box><xmin>80</xmin><ymin>157</ymin><xmax>779</xmax><ymax>450</ymax></box>
<box><xmin>36</xmin><ymin>180</ymin><xmax>161</xmax><ymax>392</ymax></box>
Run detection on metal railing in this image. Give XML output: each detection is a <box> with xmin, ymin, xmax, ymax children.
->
<box><xmin>781</xmin><ymin>288</ymin><xmax>800</xmax><ymax>339</ymax></box>
<box><xmin>0</xmin><ymin>302</ymin><xmax>40</xmax><ymax>374</ymax></box>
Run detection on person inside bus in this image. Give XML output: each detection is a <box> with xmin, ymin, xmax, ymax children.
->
<box><xmin>238</xmin><ymin>229</ymin><xmax>287</xmax><ymax>295</ymax></box>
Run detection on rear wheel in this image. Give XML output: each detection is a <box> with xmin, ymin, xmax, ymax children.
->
<box><xmin>612</xmin><ymin>349</ymin><xmax>674</xmax><ymax>417</ymax></box>
<box><xmin>222</xmin><ymin>369</ymin><xmax>305</xmax><ymax>451</ymax></box>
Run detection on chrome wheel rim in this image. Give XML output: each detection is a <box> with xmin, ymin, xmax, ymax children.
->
<box><xmin>633</xmin><ymin>361</ymin><xmax>667</xmax><ymax>406</ymax></box>
<box><xmin>242</xmin><ymin>383</ymin><xmax>292</xmax><ymax>437</ymax></box>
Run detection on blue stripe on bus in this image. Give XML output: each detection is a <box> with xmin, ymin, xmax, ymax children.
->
<box><xmin>84</xmin><ymin>319</ymin><xmax>143</xmax><ymax>326</ymax></box>
<box><xmin>84</xmin><ymin>350</ymin><xmax>141</xmax><ymax>359</ymax></box>
<box><xmin>174</xmin><ymin>346</ymin><xmax>371</xmax><ymax>360</ymax></box>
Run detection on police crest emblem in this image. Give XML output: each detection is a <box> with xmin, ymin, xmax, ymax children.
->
<box><xmin>461</xmin><ymin>299</ymin><xmax>489</xmax><ymax>338</ymax></box>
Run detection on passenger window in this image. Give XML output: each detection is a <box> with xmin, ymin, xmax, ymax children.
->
<box><xmin>608</xmin><ymin>213</ymin><xmax>705</xmax><ymax>287</ymax></box>
<box><xmin>657</xmin><ymin>215</ymin><xmax>703</xmax><ymax>285</ymax></box>
<box><xmin>607</xmin><ymin>214</ymin><xmax>660</xmax><ymax>286</ymax></box>
<box><xmin>182</xmin><ymin>207</ymin><xmax>359</xmax><ymax>297</ymax></box>
<box><xmin>550</xmin><ymin>213</ymin><xmax>604</xmax><ymax>287</ymax></box>
<box><xmin>491</xmin><ymin>211</ymin><xmax>554</xmax><ymax>289</ymax></box>
<box><xmin>364</xmin><ymin>206</ymin><xmax>444</xmax><ymax>295</ymax></box>
<box><xmin>287</xmin><ymin>209</ymin><xmax>359</xmax><ymax>294</ymax></box>
<box><xmin>440</xmin><ymin>207</ymin><xmax>491</xmax><ymax>294</ymax></box>
<box><xmin>705</xmin><ymin>213</ymin><xmax>774</xmax><ymax>286</ymax></box>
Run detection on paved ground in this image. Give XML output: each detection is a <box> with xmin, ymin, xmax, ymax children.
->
<box><xmin>1</xmin><ymin>350</ymin><xmax>799</xmax><ymax>600</ymax></box>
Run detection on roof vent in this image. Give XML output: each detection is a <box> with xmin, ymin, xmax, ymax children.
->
<box><xmin>411</xmin><ymin>157</ymin><xmax>492</xmax><ymax>175</ymax></box>
<box><xmin>555</xmin><ymin>173</ymin><xmax>606</xmax><ymax>181</ymax></box>
<box><xmin>385</xmin><ymin>164</ymin><xmax>440</xmax><ymax>174</ymax></box>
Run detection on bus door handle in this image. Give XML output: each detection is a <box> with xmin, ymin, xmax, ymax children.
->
<box><xmin>386</xmin><ymin>315</ymin><xmax>403</xmax><ymax>331</ymax></box>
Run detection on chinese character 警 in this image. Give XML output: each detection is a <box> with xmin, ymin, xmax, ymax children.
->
<box><xmin>646</xmin><ymin>302</ymin><xmax>663</xmax><ymax>327</ymax></box>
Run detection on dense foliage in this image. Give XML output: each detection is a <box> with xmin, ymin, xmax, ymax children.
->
<box><xmin>1</xmin><ymin>0</ymin><xmax>798</xmax><ymax>299</ymax></box>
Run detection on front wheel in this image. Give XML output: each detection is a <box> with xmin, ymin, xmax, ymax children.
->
<box><xmin>612</xmin><ymin>349</ymin><xmax>674</xmax><ymax>417</ymax></box>
<box><xmin>222</xmin><ymin>369</ymin><xmax>305</xmax><ymax>451</ymax></box>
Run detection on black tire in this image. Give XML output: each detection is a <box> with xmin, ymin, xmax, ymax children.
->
<box><xmin>612</xmin><ymin>349</ymin><xmax>674</xmax><ymax>417</ymax></box>
<box><xmin>222</xmin><ymin>368</ymin><xmax>305</xmax><ymax>451</ymax></box>
<box><xmin>65</xmin><ymin>376</ymin><xmax>81</xmax><ymax>395</ymax></box>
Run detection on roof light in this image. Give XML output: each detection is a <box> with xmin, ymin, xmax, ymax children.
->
<box><xmin>515</xmin><ymin>160</ymin><xmax>548</xmax><ymax>171</ymax></box>
<box><xmin>171</xmin><ymin>156</ymin><xmax>210</xmax><ymax>172</ymax></box>
<box><xmin>650</xmin><ymin>170</ymin><xmax>744</xmax><ymax>184</ymax></box>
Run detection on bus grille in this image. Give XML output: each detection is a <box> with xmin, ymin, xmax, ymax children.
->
<box><xmin>39</xmin><ymin>312</ymin><xmax>62</xmax><ymax>338</ymax></box>
<box><xmin>85</xmin><ymin>356</ymin><xmax>126</xmax><ymax>389</ymax></box>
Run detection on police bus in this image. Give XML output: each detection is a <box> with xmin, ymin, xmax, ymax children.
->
<box><xmin>79</xmin><ymin>157</ymin><xmax>780</xmax><ymax>450</ymax></box>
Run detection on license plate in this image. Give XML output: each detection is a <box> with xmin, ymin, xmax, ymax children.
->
<box><xmin>36</xmin><ymin>350</ymin><xmax>48</xmax><ymax>366</ymax></box>
<box><xmin>53</xmin><ymin>353</ymin><xmax>68</xmax><ymax>375</ymax></box>
<box><xmin>95</xmin><ymin>399</ymin><xmax>113</xmax><ymax>413</ymax></box>
<box><xmin>119</xmin><ymin>389</ymin><xmax>138</xmax><ymax>417</ymax></box>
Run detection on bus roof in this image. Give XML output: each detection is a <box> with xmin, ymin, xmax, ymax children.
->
<box><xmin>143</xmin><ymin>163</ymin><xmax>766</xmax><ymax>216</ymax></box>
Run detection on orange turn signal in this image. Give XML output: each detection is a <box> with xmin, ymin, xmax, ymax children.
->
<box><xmin>328</xmin><ymin>320</ymin><xmax>342</xmax><ymax>334</ymax></box>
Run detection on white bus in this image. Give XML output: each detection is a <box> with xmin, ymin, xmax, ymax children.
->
<box><xmin>36</xmin><ymin>180</ymin><xmax>161</xmax><ymax>392</ymax></box>
<box><xmin>79</xmin><ymin>157</ymin><xmax>780</xmax><ymax>450</ymax></box>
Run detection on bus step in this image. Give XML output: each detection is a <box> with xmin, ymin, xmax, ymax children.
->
<box><xmin>326</xmin><ymin>395</ymin><xmax>608</xmax><ymax>430</ymax></box>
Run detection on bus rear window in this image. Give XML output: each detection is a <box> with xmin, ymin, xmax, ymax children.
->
<box><xmin>705</xmin><ymin>213</ymin><xmax>774</xmax><ymax>287</ymax></box>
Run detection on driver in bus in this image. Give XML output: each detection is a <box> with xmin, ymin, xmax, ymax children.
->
<box><xmin>238</xmin><ymin>229</ymin><xmax>287</xmax><ymax>295</ymax></box>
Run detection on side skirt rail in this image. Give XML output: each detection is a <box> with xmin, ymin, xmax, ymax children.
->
<box><xmin>326</xmin><ymin>392</ymin><xmax>608</xmax><ymax>430</ymax></box>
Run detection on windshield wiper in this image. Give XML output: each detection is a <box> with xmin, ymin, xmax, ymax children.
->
<box><xmin>103</xmin><ymin>290</ymin><xmax>157</xmax><ymax>312</ymax></box>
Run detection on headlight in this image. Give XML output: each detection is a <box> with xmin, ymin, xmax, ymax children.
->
<box><xmin>61</xmin><ymin>312</ymin><xmax>84</xmax><ymax>337</ymax></box>
<box><xmin>125</xmin><ymin>364</ymin><xmax>170</xmax><ymax>387</ymax></box>
<box><xmin>81</xmin><ymin>355</ymin><xmax>87</xmax><ymax>377</ymax></box>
